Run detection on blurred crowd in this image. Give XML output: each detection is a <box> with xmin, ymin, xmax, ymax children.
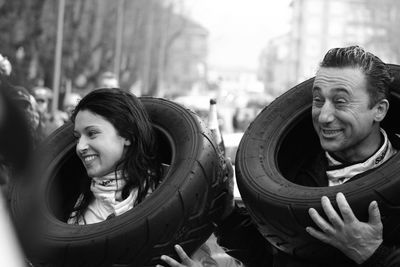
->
<box><xmin>9</xmin><ymin>85</ymin><xmax>77</xmax><ymax>146</ymax></box>
<box><xmin>2</xmin><ymin>58</ymin><xmax>124</xmax><ymax>149</ymax></box>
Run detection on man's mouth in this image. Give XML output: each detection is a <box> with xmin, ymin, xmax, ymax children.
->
<box><xmin>321</xmin><ymin>129</ymin><xmax>342</xmax><ymax>137</ymax></box>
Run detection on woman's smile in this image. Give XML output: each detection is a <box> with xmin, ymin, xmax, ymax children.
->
<box><xmin>82</xmin><ymin>154</ymin><xmax>97</xmax><ymax>164</ymax></box>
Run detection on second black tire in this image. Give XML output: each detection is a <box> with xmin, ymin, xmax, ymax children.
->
<box><xmin>235</xmin><ymin>64</ymin><xmax>400</xmax><ymax>263</ymax></box>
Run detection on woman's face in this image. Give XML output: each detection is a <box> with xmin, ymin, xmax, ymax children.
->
<box><xmin>73</xmin><ymin>109</ymin><xmax>131</xmax><ymax>177</ymax></box>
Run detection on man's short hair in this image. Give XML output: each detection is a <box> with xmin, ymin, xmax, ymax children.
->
<box><xmin>31</xmin><ymin>86</ymin><xmax>53</xmax><ymax>101</ymax></box>
<box><xmin>97</xmin><ymin>71</ymin><xmax>119</xmax><ymax>88</ymax></box>
<box><xmin>99</xmin><ymin>71</ymin><xmax>117</xmax><ymax>80</ymax></box>
<box><xmin>320</xmin><ymin>45</ymin><xmax>392</xmax><ymax>108</ymax></box>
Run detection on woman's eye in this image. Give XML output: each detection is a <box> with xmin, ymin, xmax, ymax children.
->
<box><xmin>88</xmin><ymin>131</ymin><xmax>98</xmax><ymax>138</ymax></box>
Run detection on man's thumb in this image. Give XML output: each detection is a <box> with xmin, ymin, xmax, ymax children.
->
<box><xmin>368</xmin><ymin>201</ymin><xmax>382</xmax><ymax>225</ymax></box>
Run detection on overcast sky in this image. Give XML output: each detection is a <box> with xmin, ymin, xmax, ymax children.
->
<box><xmin>186</xmin><ymin>0</ymin><xmax>292</xmax><ymax>71</ymax></box>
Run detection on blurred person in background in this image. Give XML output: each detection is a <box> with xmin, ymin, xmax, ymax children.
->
<box><xmin>31</xmin><ymin>86</ymin><xmax>52</xmax><ymax>117</ymax></box>
<box><xmin>31</xmin><ymin>86</ymin><xmax>68</xmax><ymax>136</ymax></box>
<box><xmin>62</xmin><ymin>92</ymin><xmax>81</xmax><ymax>118</ymax></box>
<box><xmin>0</xmin><ymin>53</ymin><xmax>32</xmax><ymax>179</ymax></box>
<box><xmin>9</xmin><ymin>85</ymin><xmax>44</xmax><ymax>146</ymax></box>
<box><xmin>97</xmin><ymin>71</ymin><xmax>119</xmax><ymax>88</ymax></box>
<box><xmin>232</xmin><ymin>107</ymin><xmax>254</xmax><ymax>132</ymax></box>
<box><xmin>0</xmin><ymin>54</ymin><xmax>33</xmax><ymax>266</ymax></box>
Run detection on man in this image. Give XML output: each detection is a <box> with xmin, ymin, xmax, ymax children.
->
<box><xmin>63</xmin><ymin>92</ymin><xmax>81</xmax><ymax>118</ymax></box>
<box><xmin>159</xmin><ymin>46</ymin><xmax>400</xmax><ymax>267</ymax></box>
<box><xmin>9</xmin><ymin>85</ymin><xmax>44</xmax><ymax>145</ymax></box>
<box><xmin>31</xmin><ymin>86</ymin><xmax>68</xmax><ymax>136</ymax></box>
<box><xmin>97</xmin><ymin>71</ymin><xmax>119</xmax><ymax>88</ymax></box>
<box><xmin>303</xmin><ymin>46</ymin><xmax>397</xmax><ymax>265</ymax></box>
<box><xmin>0</xmin><ymin>62</ymin><xmax>33</xmax><ymax>266</ymax></box>
<box><xmin>31</xmin><ymin>86</ymin><xmax>52</xmax><ymax>116</ymax></box>
<box><xmin>213</xmin><ymin>46</ymin><xmax>400</xmax><ymax>267</ymax></box>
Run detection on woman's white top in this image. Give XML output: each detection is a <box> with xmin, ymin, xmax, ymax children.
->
<box><xmin>68</xmin><ymin>171</ymin><xmax>146</xmax><ymax>225</ymax></box>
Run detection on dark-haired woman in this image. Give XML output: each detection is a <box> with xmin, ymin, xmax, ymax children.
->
<box><xmin>68</xmin><ymin>88</ymin><xmax>161</xmax><ymax>224</ymax></box>
<box><xmin>68</xmin><ymin>88</ymin><xmax>241</xmax><ymax>267</ymax></box>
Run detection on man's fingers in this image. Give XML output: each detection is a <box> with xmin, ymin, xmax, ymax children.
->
<box><xmin>308</xmin><ymin>208</ymin><xmax>334</xmax><ymax>234</ymax></box>
<box><xmin>174</xmin><ymin>245</ymin><xmax>191</xmax><ymax>264</ymax></box>
<box><xmin>336</xmin><ymin>193</ymin><xmax>356</xmax><ymax>223</ymax></box>
<box><xmin>159</xmin><ymin>245</ymin><xmax>191</xmax><ymax>267</ymax></box>
<box><xmin>225</xmin><ymin>157</ymin><xmax>233</xmax><ymax>174</ymax></box>
<box><xmin>321</xmin><ymin>196</ymin><xmax>343</xmax><ymax>228</ymax></box>
<box><xmin>224</xmin><ymin>157</ymin><xmax>234</xmax><ymax>183</ymax></box>
<box><xmin>368</xmin><ymin>201</ymin><xmax>382</xmax><ymax>226</ymax></box>
<box><xmin>306</xmin><ymin>226</ymin><xmax>331</xmax><ymax>244</ymax></box>
<box><xmin>160</xmin><ymin>255</ymin><xmax>182</xmax><ymax>267</ymax></box>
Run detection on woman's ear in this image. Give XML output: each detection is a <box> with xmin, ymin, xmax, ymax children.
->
<box><xmin>374</xmin><ymin>99</ymin><xmax>389</xmax><ymax>122</ymax></box>
<box><xmin>124</xmin><ymin>139</ymin><xmax>131</xmax><ymax>146</ymax></box>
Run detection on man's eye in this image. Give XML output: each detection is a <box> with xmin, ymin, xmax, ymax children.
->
<box><xmin>312</xmin><ymin>97</ymin><xmax>324</xmax><ymax>107</ymax></box>
<box><xmin>334</xmin><ymin>98</ymin><xmax>347</xmax><ymax>105</ymax></box>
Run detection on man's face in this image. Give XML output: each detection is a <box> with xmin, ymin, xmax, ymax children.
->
<box><xmin>311</xmin><ymin>67</ymin><xmax>381</xmax><ymax>161</ymax></box>
<box><xmin>100</xmin><ymin>78</ymin><xmax>119</xmax><ymax>88</ymax></box>
<box><xmin>35</xmin><ymin>97</ymin><xmax>48</xmax><ymax>114</ymax></box>
<box><xmin>23</xmin><ymin>97</ymin><xmax>40</xmax><ymax>130</ymax></box>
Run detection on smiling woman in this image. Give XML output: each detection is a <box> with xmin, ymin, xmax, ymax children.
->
<box><xmin>11</xmin><ymin>90</ymin><xmax>232</xmax><ymax>266</ymax></box>
<box><xmin>66</xmin><ymin>88</ymin><xmax>161</xmax><ymax>225</ymax></box>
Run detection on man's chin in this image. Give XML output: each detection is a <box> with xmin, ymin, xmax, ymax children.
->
<box><xmin>320</xmin><ymin>141</ymin><xmax>342</xmax><ymax>153</ymax></box>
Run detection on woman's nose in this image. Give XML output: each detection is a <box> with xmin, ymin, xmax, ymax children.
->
<box><xmin>76</xmin><ymin>136</ymin><xmax>88</xmax><ymax>153</ymax></box>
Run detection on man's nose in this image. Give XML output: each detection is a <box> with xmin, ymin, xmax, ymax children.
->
<box><xmin>318</xmin><ymin>102</ymin><xmax>335</xmax><ymax>123</ymax></box>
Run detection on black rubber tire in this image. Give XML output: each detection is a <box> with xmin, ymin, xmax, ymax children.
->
<box><xmin>11</xmin><ymin>97</ymin><xmax>231</xmax><ymax>267</ymax></box>
<box><xmin>235</xmin><ymin>64</ymin><xmax>400</xmax><ymax>263</ymax></box>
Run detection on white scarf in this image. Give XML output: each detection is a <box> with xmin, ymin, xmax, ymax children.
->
<box><xmin>68</xmin><ymin>171</ymin><xmax>138</xmax><ymax>225</ymax></box>
<box><xmin>326</xmin><ymin>129</ymin><xmax>397</xmax><ymax>186</ymax></box>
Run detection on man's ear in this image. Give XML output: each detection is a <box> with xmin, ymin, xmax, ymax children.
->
<box><xmin>374</xmin><ymin>99</ymin><xmax>389</xmax><ymax>122</ymax></box>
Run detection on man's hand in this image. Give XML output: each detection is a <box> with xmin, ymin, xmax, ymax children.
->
<box><xmin>220</xmin><ymin>157</ymin><xmax>235</xmax><ymax>220</ymax></box>
<box><xmin>157</xmin><ymin>245</ymin><xmax>203</xmax><ymax>267</ymax></box>
<box><xmin>306</xmin><ymin>192</ymin><xmax>383</xmax><ymax>264</ymax></box>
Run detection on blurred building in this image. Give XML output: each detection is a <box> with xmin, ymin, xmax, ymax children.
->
<box><xmin>258</xmin><ymin>34</ymin><xmax>295</xmax><ymax>98</ymax></box>
<box><xmin>163</xmin><ymin>17</ymin><xmax>209</xmax><ymax>97</ymax></box>
<box><xmin>207</xmin><ymin>66</ymin><xmax>272</xmax><ymax>133</ymax></box>
<box><xmin>258</xmin><ymin>0</ymin><xmax>400</xmax><ymax>96</ymax></box>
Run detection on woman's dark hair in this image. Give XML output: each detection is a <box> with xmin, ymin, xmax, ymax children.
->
<box><xmin>70</xmin><ymin>88</ymin><xmax>161</xmax><ymax>220</ymax></box>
